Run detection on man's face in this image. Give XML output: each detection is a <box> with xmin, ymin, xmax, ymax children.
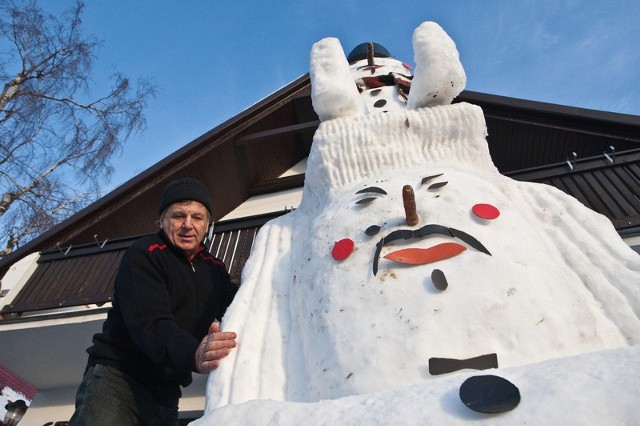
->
<box><xmin>160</xmin><ymin>201</ymin><xmax>209</xmax><ymax>256</ymax></box>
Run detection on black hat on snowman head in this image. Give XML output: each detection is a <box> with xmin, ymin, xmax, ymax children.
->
<box><xmin>347</xmin><ymin>42</ymin><xmax>392</xmax><ymax>64</ymax></box>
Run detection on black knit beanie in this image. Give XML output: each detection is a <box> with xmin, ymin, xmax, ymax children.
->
<box><xmin>158</xmin><ymin>178</ymin><xmax>213</xmax><ymax>214</ymax></box>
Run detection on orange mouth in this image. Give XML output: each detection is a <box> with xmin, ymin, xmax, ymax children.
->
<box><xmin>383</xmin><ymin>242</ymin><xmax>466</xmax><ymax>265</ymax></box>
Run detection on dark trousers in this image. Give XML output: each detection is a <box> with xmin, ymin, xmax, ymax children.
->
<box><xmin>69</xmin><ymin>364</ymin><xmax>179</xmax><ymax>426</ymax></box>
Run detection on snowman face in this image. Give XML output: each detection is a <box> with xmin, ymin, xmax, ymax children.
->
<box><xmin>291</xmin><ymin>165</ymin><xmax>520</xmax><ymax>396</ymax></box>
<box><xmin>313</xmin><ymin>167</ymin><xmax>501</xmax><ymax>288</ymax></box>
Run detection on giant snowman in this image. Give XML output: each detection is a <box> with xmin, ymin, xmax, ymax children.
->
<box><xmin>194</xmin><ymin>22</ymin><xmax>640</xmax><ymax>424</ymax></box>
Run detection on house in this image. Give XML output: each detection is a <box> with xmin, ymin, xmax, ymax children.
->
<box><xmin>1</xmin><ymin>73</ymin><xmax>639</xmax><ymax>424</ymax></box>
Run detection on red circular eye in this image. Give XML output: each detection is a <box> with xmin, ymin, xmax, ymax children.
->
<box><xmin>332</xmin><ymin>238</ymin><xmax>354</xmax><ymax>261</ymax></box>
<box><xmin>472</xmin><ymin>203</ymin><xmax>500</xmax><ymax>220</ymax></box>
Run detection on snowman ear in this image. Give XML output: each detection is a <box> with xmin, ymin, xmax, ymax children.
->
<box><xmin>310</xmin><ymin>37</ymin><xmax>365</xmax><ymax>122</ymax></box>
<box><xmin>407</xmin><ymin>22</ymin><xmax>466</xmax><ymax>110</ymax></box>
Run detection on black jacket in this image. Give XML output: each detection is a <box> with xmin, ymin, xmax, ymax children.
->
<box><xmin>87</xmin><ymin>231</ymin><xmax>237</xmax><ymax>400</ymax></box>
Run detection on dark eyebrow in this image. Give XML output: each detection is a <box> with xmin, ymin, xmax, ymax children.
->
<box><xmin>356</xmin><ymin>197</ymin><xmax>377</xmax><ymax>206</ymax></box>
<box><xmin>421</xmin><ymin>174</ymin><xmax>443</xmax><ymax>186</ymax></box>
<box><xmin>356</xmin><ymin>186</ymin><xmax>387</xmax><ymax>195</ymax></box>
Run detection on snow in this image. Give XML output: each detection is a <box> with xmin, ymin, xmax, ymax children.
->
<box><xmin>192</xmin><ymin>22</ymin><xmax>640</xmax><ymax>424</ymax></box>
<box><xmin>197</xmin><ymin>345</ymin><xmax>640</xmax><ymax>425</ymax></box>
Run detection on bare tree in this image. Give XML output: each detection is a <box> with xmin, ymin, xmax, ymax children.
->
<box><xmin>0</xmin><ymin>1</ymin><xmax>156</xmax><ymax>256</ymax></box>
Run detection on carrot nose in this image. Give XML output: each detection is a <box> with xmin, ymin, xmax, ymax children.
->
<box><xmin>403</xmin><ymin>185</ymin><xmax>419</xmax><ymax>226</ymax></box>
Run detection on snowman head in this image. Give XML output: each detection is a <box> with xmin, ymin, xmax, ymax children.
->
<box><xmin>310</xmin><ymin>21</ymin><xmax>467</xmax><ymax>122</ymax></box>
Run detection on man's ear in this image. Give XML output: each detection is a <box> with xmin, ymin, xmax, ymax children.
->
<box><xmin>205</xmin><ymin>221</ymin><xmax>215</xmax><ymax>245</ymax></box>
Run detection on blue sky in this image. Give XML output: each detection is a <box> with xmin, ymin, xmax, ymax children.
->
<box><xmin>41</xmin><ymin>1</ymin><xmax>640</xmax><ymax>190</ymax></box>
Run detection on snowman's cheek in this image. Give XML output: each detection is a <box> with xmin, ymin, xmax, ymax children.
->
<box><xmin>332</xmin><ymin>238</ymin><xmax>355</xmax><ymax>261</ymax></box>
<box><xmin>472</xmin><ymin>203</ymin><xmax>500</xmax><ymax>220</ymax></box>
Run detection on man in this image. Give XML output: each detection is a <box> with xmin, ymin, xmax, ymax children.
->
<box><xmin>70</xmin><ymin>178</ymin><xmax>238</xmax><ymax>425</ymax></box>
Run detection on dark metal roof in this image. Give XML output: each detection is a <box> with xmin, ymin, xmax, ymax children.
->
<box><xmin>507</xmin><ymin>148</ymin><xmax>640</xmax><ymax>236</ymax></box>
<box><xmin>460</xmin><ymin>91</ymin><xmax>640</xmax><ymax>172</ymax></box>
<box><xmin>1</xmin><ymin>75</ymin><xmax>639</xmax><ymax>320</ymax></box>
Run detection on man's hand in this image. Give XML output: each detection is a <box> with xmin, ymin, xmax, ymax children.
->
<box><xmin>194</xmin><ymin>322</ymin><xmax>237</xmax><ymax>373</ymax></box>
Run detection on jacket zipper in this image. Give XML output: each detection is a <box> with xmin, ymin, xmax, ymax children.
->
<box><xmin>187</xmin><ymin>246</ymin><xmax>203</xmax><ymax>272</ymax></box>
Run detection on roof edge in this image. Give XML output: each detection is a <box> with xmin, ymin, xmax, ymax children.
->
<box><xmin>0</xmin><ymin>74</ymin><xmax>312</xmax><ymax>275</ymax></box>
